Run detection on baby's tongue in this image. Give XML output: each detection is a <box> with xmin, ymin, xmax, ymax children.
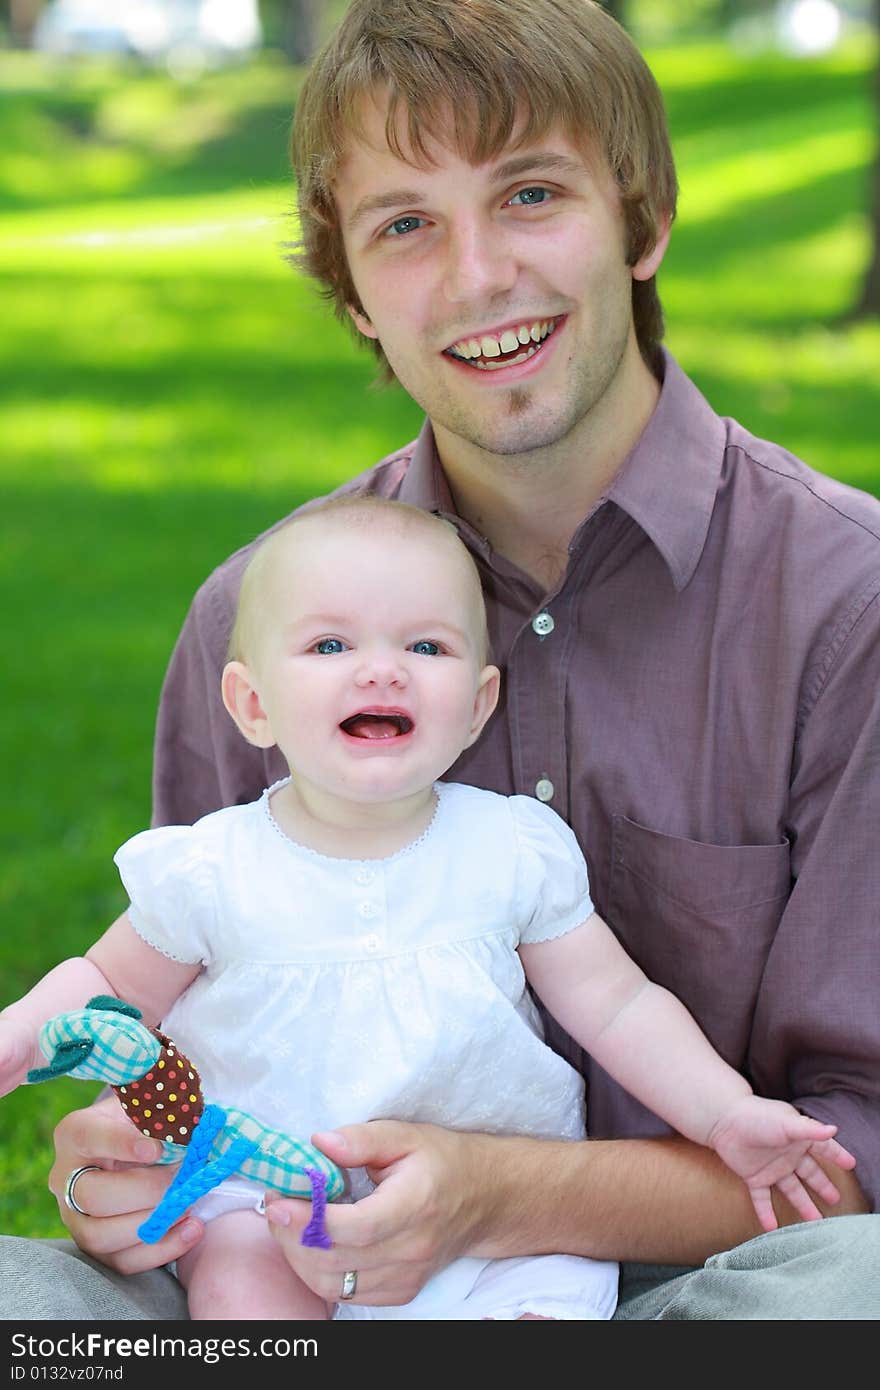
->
<box><xmin>346</xmin><ymin>715</ymin><xmax>401</xmax><ymax>739</ymax></box>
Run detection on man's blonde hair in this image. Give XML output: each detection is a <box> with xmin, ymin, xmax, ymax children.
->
<box><xmin>290</xmin><ymin>0</ymin><xmax>678</xmax><ymax>378</ymax></box>
<box><xmin>228</xmin><ymin>494</ymin><xmax>491</xmax><ymax>666</ymax></box>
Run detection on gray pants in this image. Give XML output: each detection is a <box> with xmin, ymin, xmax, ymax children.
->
<box><xmin>1</xmin><ymin>1216</ymin><xmax>879</xmax><ymax>1320</ymax></box>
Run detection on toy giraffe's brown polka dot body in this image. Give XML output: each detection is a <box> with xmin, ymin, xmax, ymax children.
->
<box><xmin>114</xmin><ymin>1030</ymin><xmax>204</xmax><ymax>1146</ymax></box>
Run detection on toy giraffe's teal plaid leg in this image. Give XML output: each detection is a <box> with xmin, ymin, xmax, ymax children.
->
<box><xmin>137</xmin><ymin>1104</ymin><xmax>258</xmax><ymax>1244</ymax></box>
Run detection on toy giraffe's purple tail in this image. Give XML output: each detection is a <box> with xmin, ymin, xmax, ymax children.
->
<box><xmin>301</xmin><ymin>1167</ymin><xmax>333</xmax><ymax>1249</ymax></box>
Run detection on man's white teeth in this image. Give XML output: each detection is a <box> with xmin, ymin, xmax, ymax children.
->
<box><xmin>476</xmin><ymin>350</ymin><xmax>534</xmax><ymax>370</ymax></box>
<box><xmin>450</xmin><ymin>318</ymin><xmax>557</xmax><ymax>363</ymax></box>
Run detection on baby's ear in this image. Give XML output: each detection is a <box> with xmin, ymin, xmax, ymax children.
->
<box><xmin>465</xmin><ymin>664</ymin><xmax>501</xmax><ymax>747</ymax></box>
<box><xmin>221</xmin><ymin>661</ymin><xmax>276</xmax><ymax>748</ymax></box>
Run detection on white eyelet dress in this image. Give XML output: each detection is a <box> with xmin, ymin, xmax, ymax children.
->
<box><xmin>114</xmin><ymin>779</ymin><xmax>619</xmax><ymax>1320</ymax></box>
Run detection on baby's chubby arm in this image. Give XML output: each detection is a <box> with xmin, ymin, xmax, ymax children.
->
<box><xmin>519</xmin><ymin>914</ymin><xmax>856</xmax><ymax>1232</ymax></box>
<box><xmin>0</xmin><ymin>913</ymin><xmax>201</xmax><ymax>1097</ymax></box>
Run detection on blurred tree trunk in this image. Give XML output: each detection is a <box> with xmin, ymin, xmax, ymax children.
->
<box><xmin>9</xmin><ymin>0</ymin><xmax>43</xmax><ymax>47</ymax></box>
<box><xmin>281</xmin><ymin>0</ymin><xmax>323</xmax><ymax>62</ymax></box>
<box><xmin>849</xmin><ymin>0</ymin><xmax>880</xmax><ymax>317</ymax></box>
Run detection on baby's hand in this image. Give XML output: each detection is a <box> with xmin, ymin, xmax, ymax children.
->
<box><xmin>0</xmin><ymin>1016</ymin><xmax>36</xmax><ymax>1098</ymax></box>
<box><xmin>708</xmin><ymin>1096</ymin><xmax>857</xmax><ymax>1232</ymax></box>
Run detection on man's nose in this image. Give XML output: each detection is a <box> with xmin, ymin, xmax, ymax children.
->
<box><xmin>441</xmin><ymin>217</ymin><xmax>517</xmax><ymax>304</ymax></box>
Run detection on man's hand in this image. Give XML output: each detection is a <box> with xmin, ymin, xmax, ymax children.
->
<box><xmin>265</xmin><ymin>1120</ymin><xmax>496</xmax><ymax>1306</ymax></box>
<box><xmin>48</xmin><ymin>1096</ymin><xmax>204</xmax><ymax>1274</ymax></box>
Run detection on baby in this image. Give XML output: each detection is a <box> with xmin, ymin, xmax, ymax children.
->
<box><xmin>0</xmin><ymin>496</ymin><xmax>855</xmax><ymax>1321</ymax></box>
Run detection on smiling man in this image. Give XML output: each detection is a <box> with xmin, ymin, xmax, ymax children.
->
<box><xmin>340</xmin><ymin>141</ymin><xmax>666</xmax><ymax>593</ymax></box>
<box><xmin>3</xmin><ymin>0</ymin><xmax>879</xmax><ymax>1321</ymax></box>
<box><xmin>335</xmin><ymin>115</ymin><xmax>665</xmax><ymax>476</ymax></box>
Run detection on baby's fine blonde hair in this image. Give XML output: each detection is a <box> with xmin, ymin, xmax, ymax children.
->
<box><xmin>228</xmin><ymin>494</ymin><xmax>491</xmax><ymax>667</ymax></box>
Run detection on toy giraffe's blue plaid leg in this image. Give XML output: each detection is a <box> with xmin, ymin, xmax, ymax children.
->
<box><xmin>137</xmin><ymin>1104</ymin><xmax>259</xmax><ymax>1244</ymax></box>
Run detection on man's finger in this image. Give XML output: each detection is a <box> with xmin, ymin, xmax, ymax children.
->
<box><xmin>54</xmin><ymin>1101</ymin><xmax>164</xmax><ymax>1170</ymax></box>
<box><xmin>70</xmin><ymin>1211</ymin><xmax>204</xmax><ymax>1275</ymax></box>
<box><xmin>311</xmin><ymin>1119</ymin><xmax>422</xmax><ymax>1171</ymax></box>
<box><xmin>50</xmin><ymin>1162</ymin><xmax>179</xmax><ymax>1220</ymax></box>
<box><xmin>263</xmin><ymin>1194</ymin><xmax>313</xmax><ymax>1234</ymax></box>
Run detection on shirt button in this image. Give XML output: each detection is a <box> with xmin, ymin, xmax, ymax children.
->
<box><xmin>363</xmin><ymin>934</ymin><xmax>380</xmax><ymax>953</ymax></box>
<box><xmin>532</xmin><ymin>611</ymin><xmax>555</xmax><ymax>637</ymax></box>
<box><xmin>355</xmin><ymin>866</ymin><xmax>375</xmax><ymax>885</ymax></box>
<box><xmin>358</xmin><ymin>902</ymin><xmax>379</xmax><ymax>919</ymax></box>
<box><xmin>535</xmin><ymin>778</ymin><xmax>555</xmax><ymax>802</ymax></box>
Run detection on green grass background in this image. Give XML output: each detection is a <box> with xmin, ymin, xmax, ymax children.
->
<box><xmin>1</xmin><ymin>37</ymin><xmax>878</xmax><ymax>1237</ymax></box>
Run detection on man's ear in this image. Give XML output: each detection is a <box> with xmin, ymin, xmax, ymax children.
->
<box><xmin>346</xmin><ymin>301</ymin><xmax>378</xmax><ymax>341</ymax></box>
<box><xmin>464</xmin><ymin>665</ymin><xmax>502</xmax><ymax>748</ymax></box>
<box><xmin>221</xmin><ymin>661</ymin><xmax>276</xmax><ymax>749</ymax></box>
<box><xmin>631</xmin><ymin>210</ymin><xmax>672</xmax><ymax>283</ymax></box>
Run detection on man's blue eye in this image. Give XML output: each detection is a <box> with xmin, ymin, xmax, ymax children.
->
<box><xmin>315</xmin><ymin>638</ymin><xmax>345</xmax><ymax>655</ymax></box>
<box><xmin>510</xmin><ymin>187</ymin><xmax>550</xmax><ymax>206</ymax></box>
<box><xmin>385</xmin><ymin>215</ymin><xmax>424</xmax><ymax>237</ymax></box>
<box><xmin>411</xmin><ymin>640</ymin><xmax>440</xmax><ymax>656</ymax></box>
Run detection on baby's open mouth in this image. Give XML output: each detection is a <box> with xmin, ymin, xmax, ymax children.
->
<box><xmin>340</xmin><ymin>713</ymin><xmax>414</xmax><ymax>740</ymax></box>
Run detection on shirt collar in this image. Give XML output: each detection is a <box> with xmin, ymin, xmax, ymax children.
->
<box><xmin>396</xmin><ymin>419</ymin><xmax>457</xmax><ymax>514</ymax></box>
<box><xmin>605</xmin><ymin>351</ymin><xmax>726</xmax><ymax>591</ymax></box>
<box><xmin>396</xmin><ymin>350</ymin><xmax>726</xmax><ymax>591</ymax></box>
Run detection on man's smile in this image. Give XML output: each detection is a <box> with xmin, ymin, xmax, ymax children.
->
<box><xmin>444</xmin><ymin>315</ymin><xmax>562</xmax><ymax>371</ymax></box>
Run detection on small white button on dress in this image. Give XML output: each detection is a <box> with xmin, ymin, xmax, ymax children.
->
<box><xmin>532</xmin><ymin>611</ymin><xmax>555</xmax><ymax>637</ymax></box>
<box><xmin>358</xmin><ymin>901</ymin><xmax>379</xmax><ymax>919</ymax></box>
<box><xmin>355</xmin><ymin>866</ymin><xmax>375</xmax><ymax>885</ymax></box>
<box><xmin>363</xmin><ymin>934</ymin><xmax>380</xmax><ymax>953</ymax></box>
<box><xmin>535</xmin><ymin>778</ymin><xmax>555</xmax><ymax>802</ymax></box>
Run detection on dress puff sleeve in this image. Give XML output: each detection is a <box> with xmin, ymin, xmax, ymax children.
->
<box><xmin>113</xmin><ymin>825</ymin><xmax>216</xmax><ymax>966</ymax></box>
<box><xmin>511</xmin><ymin>796</ymin><xmax>594</xmax><ymax>946</ymax></box>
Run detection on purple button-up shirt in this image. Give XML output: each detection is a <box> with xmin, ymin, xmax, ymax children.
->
<box><xmin>153</xmin><ymin>354</ymin><xmax>880</xmax><ymax>1207</ymax></box>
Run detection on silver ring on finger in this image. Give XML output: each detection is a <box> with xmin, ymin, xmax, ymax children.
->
<box><xmin>64</xmin><ymin>1164</ymin><xmax>102</xmax><ymax>1216</ymax></box>
<box><xmin>340</xmin><ymin>1269</ymin><xmax>358</xmax><ymax>1300</ymax></box>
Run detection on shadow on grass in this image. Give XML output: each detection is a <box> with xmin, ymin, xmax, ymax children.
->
<box><xmin>661</xmin><ymin>58</ymin><xmax>872</xmax><ymax>143</ymax></box>
<box><xmin>1</xmin><ymin>271</ymin><xmax>379</xmax><ymax>376</ymax></box>
<box><xmin>0</xmin><ymin>47</ymin><xmax>871</xmax><ymax>214</ymax></box>
<box><xmin>669</xmin><ymin>165</ymin><xmax>870</xmax><ymax>289</ymax></box>
<box><xmin>0</xmin><ymin>58</ymin><xmax>303</xmax><ymax>213</ymax></box>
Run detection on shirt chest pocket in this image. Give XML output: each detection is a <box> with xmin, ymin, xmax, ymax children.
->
<box><xmin>608</xmin><ymin>815</ymin><xmax>791</xmax><ymax>1069</ymax></box>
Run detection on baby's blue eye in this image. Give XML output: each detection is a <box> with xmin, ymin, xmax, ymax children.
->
<box><xmin>510</xmin><ymin>187</ymin><xmax>550</xmax><ymax>206</ymax></box>
<box><xmin>315</xmin><ymin>638</ymin><xmax>345</xmax><ymax>655</ymax></box>
<box><xmin>411</xmin><ymin>640</ymin><xmax>440</xmax><ymax>656</ymax></box>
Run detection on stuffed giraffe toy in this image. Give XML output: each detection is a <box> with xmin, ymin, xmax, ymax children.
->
<box><xmin>28</xmin><ymin>995</ymin><xmax>344</xmax><ymax>1247</ymax></box>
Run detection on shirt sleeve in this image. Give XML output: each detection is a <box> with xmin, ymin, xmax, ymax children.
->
<box><xmin>511</xmin><ymin>796</ymin><xmax>594</xmax><ymax>945</ymax></box>
<box><xmin>114</xmin><ymin>825</ymin><xmax>217</xmax><ymax>966</ymax></box>
<box><xmin>749</xmin><ymin>587</ymin><xmax>880</xmax><ymax>1210</ymax></box>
